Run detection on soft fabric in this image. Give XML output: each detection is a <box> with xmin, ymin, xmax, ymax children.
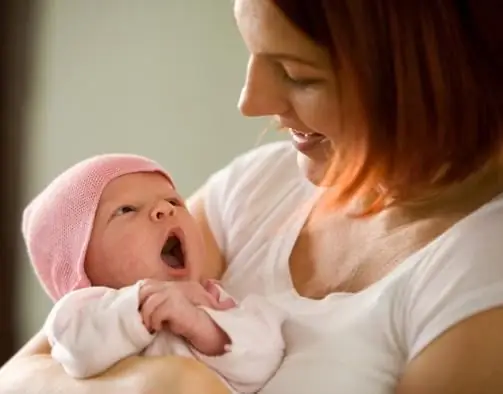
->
<box><xmin>201</xmin><ymin>140</ymin><xmax>503</xmax><ymax>394</ymax></box>
<box><xmin>44</xmin><ymin>283</ymin><xmax>286</xmax><ymax>394</ymax></box>
<box><xmin>22</xmin><ymin>154</ymin><xmax>173</xmax><ymax>301</ymax></box>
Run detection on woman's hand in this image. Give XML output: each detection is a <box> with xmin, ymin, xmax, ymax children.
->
<box><xmin>139</xmin><ymin>279</ymin><xmax>235</xmax><ymax>355</ymax></box>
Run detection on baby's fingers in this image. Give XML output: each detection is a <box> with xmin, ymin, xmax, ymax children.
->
<box><xmin>140</xmin><ymin>293</ymin><xmax>167</xmax><ymax>333</ymax></box>
<box><xmin>150</xmin><ymin>302</ymin><xmax>169</xmax><ymax>332</ymax></box>
<box><xmin>214</xmin><ymin>297</ymin><xmax>236</xmax><ymax>310</ymax></box>
<box><xmin>139</xmin><ymin>307</ymin><xmax>154</xmax><ymax>333</ymax></box>
<box><xmin>204</xmin><ymin>292</ymin><xmax>236</xmax><ymax>310</ymax></box>
<box><xmin>202</xmin><ymin>279</ymin><xmax>221</xmax><ymax>300</ymax></box>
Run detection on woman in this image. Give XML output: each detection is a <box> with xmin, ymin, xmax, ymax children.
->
<box><xmin>2</xmin><ymin>0</ymin><xmax>503</xmax><ymax>393</ymax></box>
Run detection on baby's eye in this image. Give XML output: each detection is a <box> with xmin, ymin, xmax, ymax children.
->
<box><xmin>165</xmin><ymin>198</ymin><xmax>184</xmax><ymax>207</ymax></box>
<box><xmin>114</xmin><ymin>205</ymin><xmax>136</xmax><ymax>216</ymax></box>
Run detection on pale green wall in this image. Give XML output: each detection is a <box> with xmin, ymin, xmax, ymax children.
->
<box><xmin>17</xmin><ymin>0</ymin><xmax>284</xmax><ymax>345</ymax></box>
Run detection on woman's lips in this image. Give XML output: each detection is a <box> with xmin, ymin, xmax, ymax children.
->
<box><xmin>289</xmin><ymin>128</ymin><xmax>328</xmax><ymax>153</ymax></box>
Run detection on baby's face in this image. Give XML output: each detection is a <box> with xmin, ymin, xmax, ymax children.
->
<box><xmin>85</xmin><ymin>172</ymin><xmax>206</xmax><ymax>288</ymax></box>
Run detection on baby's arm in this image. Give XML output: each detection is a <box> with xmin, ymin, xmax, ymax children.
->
<box><xmin>195</xmin><ymin>288</ymin><xmax>287</xmax><ymax>394</ymax></box>
<box><xmin>44</xmin><ymin>283</ymin><xmax>154</xmax><ymax>379</ymax></box>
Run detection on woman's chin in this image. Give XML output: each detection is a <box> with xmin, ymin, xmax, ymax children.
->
<box><xmin>296</xmin><ymin>152</ymin><xmax>332</xmax><ymax>186</ymax></box>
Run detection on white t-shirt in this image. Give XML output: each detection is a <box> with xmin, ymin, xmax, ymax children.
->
<box><xmin>203</xmin><ymin>141</ymin><xmax>503</xmax><ymax>394</ymax></box>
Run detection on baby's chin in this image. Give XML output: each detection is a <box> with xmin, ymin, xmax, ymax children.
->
<box><xmin>160</xmin><ymin>263</ymin><xmax>191</xmax><ymax>281</ymax></box>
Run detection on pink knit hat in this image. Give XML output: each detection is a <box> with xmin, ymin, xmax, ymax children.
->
<box><xmin>22</xmin><ymin>154</ymin><xmax>173</xmax><ymax>302</ymax></box>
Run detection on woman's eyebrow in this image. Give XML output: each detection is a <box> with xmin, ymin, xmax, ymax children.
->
<box><xmin>262</xmin><ymin>52</ymin><xmax>322</xmax><ymax>68</ymax></box>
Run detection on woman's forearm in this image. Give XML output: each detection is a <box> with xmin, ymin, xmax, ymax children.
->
<box><xmin>0</xmin><ymin>354</ymin><xmax>149</xmax><ymax>394</ymax></box>
<box><xmin>0</xmin><ymin>328</ymin><xmax>230</xmax><ymax>394</ymax></box>
<box><xmin>0</xmin><ymin>353</ymin><xmax>230</xmax><ymax>394</ymax></box>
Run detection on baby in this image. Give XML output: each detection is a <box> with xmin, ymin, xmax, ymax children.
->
<box><xmin>21</xmin><ymin>154</ymin><xmax>286</xmax><ymax>394</ymax></box>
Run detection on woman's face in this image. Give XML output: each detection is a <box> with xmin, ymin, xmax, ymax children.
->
<box><xmin>234</xmin><ymin>0</ymin><xmax>344</xmax><ymax>184</ymax></box>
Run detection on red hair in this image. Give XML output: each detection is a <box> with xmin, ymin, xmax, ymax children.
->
<box><xmin>271</xmin><ymin>0</ymin><xmax>503</xmax><ymax>213</ymax></box>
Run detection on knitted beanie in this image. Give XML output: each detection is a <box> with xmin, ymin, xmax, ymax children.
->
<box><xmin>22</xmin><ymin>154</ymin><xmax>173</xmax><ymax>302</ymax></box>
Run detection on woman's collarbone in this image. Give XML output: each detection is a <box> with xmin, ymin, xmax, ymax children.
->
<box><xmin>289</xmin><ymin>211</ymin><xmax>458</xmax><ymax>296</ymax></box>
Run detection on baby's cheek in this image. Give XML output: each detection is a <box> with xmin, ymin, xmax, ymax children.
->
<box><xmin>114</xmin><ymin>241</ymin><xmax>158</xmax><ymax>283</ymax></box>
<box><xmin>96</xmin><ymin>249</ymin><xmax>137</xmax><ymax>288</ymax></box>
<box><xmin>112</xmin><ymin>253</ymin><xmax>146</xmax><ymax>285</ymax></box>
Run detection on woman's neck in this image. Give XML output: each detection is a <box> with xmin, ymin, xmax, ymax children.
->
<box><xmin>313</xmin><ymin>159</ymin><xmax>503</xmax><ymax>230</ymax></box>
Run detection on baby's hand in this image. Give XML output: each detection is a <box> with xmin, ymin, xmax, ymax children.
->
<box><xmin>138</xmin><ymin>279</ymin><xmax>235</xmax><ymax>355</ymax></box>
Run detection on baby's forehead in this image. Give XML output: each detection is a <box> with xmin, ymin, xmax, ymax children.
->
<box><xmin>99</xmin><ymin>171</ymin><xmax>176</xmax><ymax>203</ymax></box>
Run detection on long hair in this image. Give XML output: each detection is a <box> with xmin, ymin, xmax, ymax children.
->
<box><xmin>271</xmin><ymin>0</ymin><xmax>503</xmax><ymax>213</ymax></box>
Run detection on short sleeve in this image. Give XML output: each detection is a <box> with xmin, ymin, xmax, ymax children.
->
<box><xmin>404</xmin><ymin>198</ymin><xmax>503</xmax><ymax>361</ymax></box>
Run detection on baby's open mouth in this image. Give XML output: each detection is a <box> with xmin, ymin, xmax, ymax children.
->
<box><xmin>161</xmin><ymin>234</ymin><xmax>186</xmax><ymax>270</ymax></box>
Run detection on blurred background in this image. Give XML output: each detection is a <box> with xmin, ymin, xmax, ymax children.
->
<box><xmin>1</xmin><ymin>0</ymin><xmax>285</xmax><ymax>364</ymax></box>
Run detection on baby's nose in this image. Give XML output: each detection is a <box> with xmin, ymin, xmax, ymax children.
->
<box><xmin>150</xmin><ymin>200</ymin><xmax>175</xmax><ymax>221</ymax></box>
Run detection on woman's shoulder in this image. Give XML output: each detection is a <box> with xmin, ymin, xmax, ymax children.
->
<box><xmin>403</xmin><ymin>192</ymin><xmax>503</xmax><ymax>360</ymax></box>
<box><xmin>204</xmin><ymin>140</ymin><xmax>310</xmax><ymax>209</ymax></box>
<box><xmin>202</xmin><ymin>141</ymin><xmax>314</xmax><ymax>262</ymax></box>
<box><xmin>418</xmin><ymin>192</ymin><xmax>503</xmax><ymax>271</ymax></box>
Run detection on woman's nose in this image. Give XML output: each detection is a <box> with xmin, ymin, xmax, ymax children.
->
<box><xmin>150</xmin><ymin>200</ymin><xmax>175</xmax><ymax>221</ymax></box>
<box><xmin>238</xmin><ymin>56</ymin><xmax>289</xmax><ymax>117</ymax></box>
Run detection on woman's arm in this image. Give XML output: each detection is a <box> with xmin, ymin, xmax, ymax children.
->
<box><xmin>0</xmin><ymin>188</ymin><xmax>229</xmax><ymax>394</ymax></box>
<box><xmin>396</xmin><ymin>307</ymin><xmax>503</xmax><ymax>394</ymax></box>
<box><xmin>0</xmin><ymin>330</ymin><xmax>230</xmax><ymax>394</ymax></box>
<box><xmin>186</xmin><ymin>184</ymin><xmax>227</xmax><ymax>280</ymax></box>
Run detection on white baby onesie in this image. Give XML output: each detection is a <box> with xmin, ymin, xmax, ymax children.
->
<box><xmin>44</xmin><ymin>282</ymin><xmax>287</xmax><ymax>394</ymax></box>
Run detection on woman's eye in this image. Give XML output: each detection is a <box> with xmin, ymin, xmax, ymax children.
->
<box><xmin>274</xmin><ymin>61</ymin><xmax>324</xmax><ymax>88</ymax></box>
<box><xmin>114</xmin><ymin>205</ymin><xmax>136</xmax><ymax>216</ymax></box>
<box><xmin>284</xmin><ymin>72</ymin><xmax>321</xmax><ymax>87</ymax></box>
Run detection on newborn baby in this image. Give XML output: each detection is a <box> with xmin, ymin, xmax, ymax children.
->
<box><xmin>22</xmin><ymin>154</ymin><xmax>286</xmax><ymax>394</ymax></box>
